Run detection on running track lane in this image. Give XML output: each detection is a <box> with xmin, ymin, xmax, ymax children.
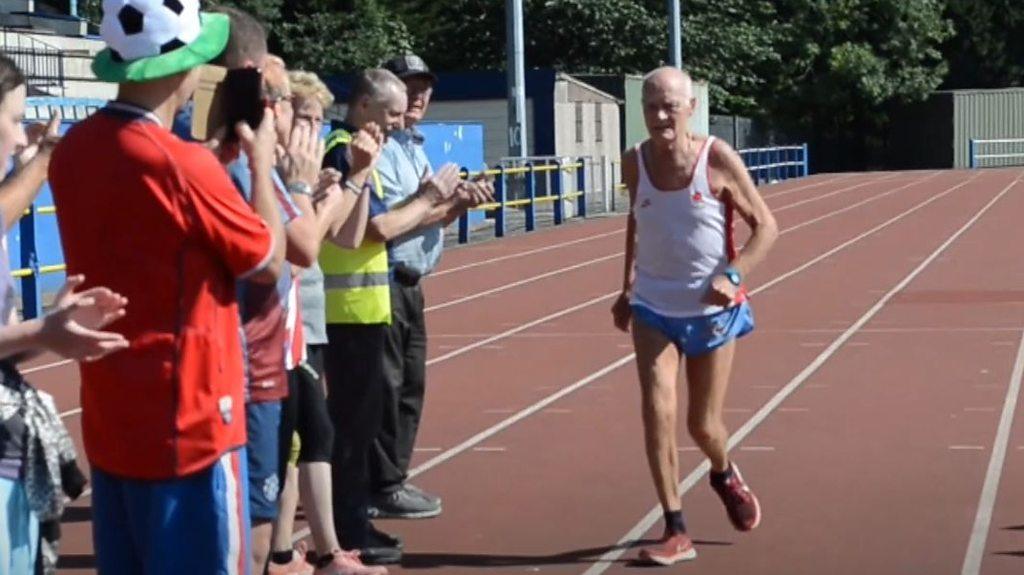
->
<box><xmin>407</xmin><ymin>169</ymin><xmax>974</xmax><ymax>461</ymax></box>
<box><xmin>40</xmin><ymin>169</ymin><xmax>936</xmax><ymax>420</ymax></box>
<box><xmin>578</xmin><ymin>168</ymin><xmax>1024</xmax><ymax>574</ymax></box>
<box><xmin>350</xmin><ymin>168</ymin><xmax>1024</xmax><ymax>574</ymax></box>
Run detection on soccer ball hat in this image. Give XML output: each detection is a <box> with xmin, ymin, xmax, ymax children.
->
<box><xmin>92</xmin><ymin>0</ymin><xmax>229</xmax><ymax>83</ymax></box>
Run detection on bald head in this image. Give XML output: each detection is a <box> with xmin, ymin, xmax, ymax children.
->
<box><xmin>642</xmin><ymin>66</ymin><xmax>693</xmax><ymax>102</ymax></box>
<box><xmin>641</xmin><ymin>67</ymin><xmax>696</xmax><ymax>143</ymax></box>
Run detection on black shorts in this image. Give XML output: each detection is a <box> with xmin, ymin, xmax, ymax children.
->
<box><xmin>279</xmin><ymin>348</ymin><xmax>334</xmax><ymax>467</ymax></box>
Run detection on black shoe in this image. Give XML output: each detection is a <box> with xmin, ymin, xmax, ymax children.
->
<box><xmin>357</xmin><ymin>526</ymin><xmax>403</xmax><ymax>565</ymax></box>
<box><xmin>359</xmin><ymin>545</ymin><xmax>402</xmax><ymax>566</ymax></box>
<box><xmin>369</xmin><ymin>525</ymin><xmax>403</xmax><ymax>549</ymax></box>
<box><xmin>369</xmin><ymin>485</ymin><xmax>442</xmax><ymax>519</ymax></box>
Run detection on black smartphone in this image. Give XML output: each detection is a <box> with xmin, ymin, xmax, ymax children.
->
<box><xmin>223</xmin><ymin>67</ymin><xmax>264</xmax><ymax>140</ymax></box>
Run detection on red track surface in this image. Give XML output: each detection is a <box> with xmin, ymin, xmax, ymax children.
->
<box><xmin>26</xmin><ymin>168</ymin><xmax>1024</xmax><ymax>574</ymax></box>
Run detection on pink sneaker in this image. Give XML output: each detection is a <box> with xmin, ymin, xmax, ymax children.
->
<box><xmin>313</xmin><ymin>549</ymin><xmax>389</xmax><ymax>575</ymax></box>
<box><xmin>638</xmin><ymin>531</ymin><xmax>697</xmax><ymax>566</ymax></box>
<box><xmin>268</xmin><ymin>544</ymin><xmax>315</xmax><ymax>575</ymax></box>
<box><xmin>710</xmin><ymin>462</ymin><xmax>762</xmax><ymax>531</ymax></box>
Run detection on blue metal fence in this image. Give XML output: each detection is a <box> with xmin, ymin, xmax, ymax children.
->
<box><xmin>968</xmin><ymin>138</ymin><xmax>1024</xmax><ymax>169</ymax></box>
<box><xmin>739</xmin><ymin>144</ymin><xmax>810</xmax><ymax>184</ymax></box>
<box><xmin>455</xmin><ymin>159</ymin><xmax>588</xmax><ymax>244</ymax></box>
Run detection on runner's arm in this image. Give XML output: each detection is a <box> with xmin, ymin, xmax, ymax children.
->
<box><xmin>611</xmin><ymin>149</ymin><xmax>639</xmax><ymax>332</ymax></box>
<box><xmin>709</xmin><ymin>139</ymin><xmax>778</xmax><ymax>277</ymax></box>
<box><xmin>620</xmin><ymin>148</ymin><xmax>640</xmax><ymax>296</ymax></box>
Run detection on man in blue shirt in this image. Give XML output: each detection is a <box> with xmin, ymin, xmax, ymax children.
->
<box><xmin>369</xmin><ymin>54</ymin><xmax>493</xmax><ymax>521</ymax></box>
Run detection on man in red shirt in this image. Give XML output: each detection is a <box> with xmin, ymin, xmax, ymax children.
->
<box><xmin>48</xmin><ymin>1</ymin><xmax>285</xmax><ymax>573</ymax></box>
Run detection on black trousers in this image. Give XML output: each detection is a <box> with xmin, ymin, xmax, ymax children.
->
<box><xmin>371</xmin><ymin>282</ymin><xmax>428</xmax><ymax>494</ymax></box>
<box><xmin>324</xmin><ymin>323</ymin><xmax>386</xmax><ymax>549</ymax></box>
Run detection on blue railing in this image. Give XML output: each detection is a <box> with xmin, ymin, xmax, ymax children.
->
<box><xmin>739</xmin><ymin>144</ymin><xmax>809</xmax><ymax>184</ymax></box>
<box><xmin>455</xmin><ymin>159</ymin><xmax>588</xmax><ymax>244</ymax></box>
<box><xmin>968</xmin><ymin>138</ymin><xmax>1024</xmax><ymax>169</ymax></box>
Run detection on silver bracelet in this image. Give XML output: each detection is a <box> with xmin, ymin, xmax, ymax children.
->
<box><xmin>344</xmin><ymin>179</ymin><xmax>363</xmax><ymax>195</ymax></box>
<box><xmin>287</xmin><ymin>181</ymin><xmax>313</xmax><ymax>196</ymax></box>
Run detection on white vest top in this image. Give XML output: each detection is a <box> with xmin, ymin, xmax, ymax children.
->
<box><xmin>630</xmin><ymin>136</ymin><xmax>737</xmax><ymax>318</ymax></box>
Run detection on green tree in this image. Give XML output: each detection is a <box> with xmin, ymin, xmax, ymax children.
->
<box><xmin>766</xmin><ymin>0</ymin><xmax>953</xmax><ymax>169</ymax></box>
<box><xmin>942</xmin><ymin>0</ymin><xmax>1024</xmax><ymax>89</ymax></box>
<box><xmin>203</xmin><ymin>0</ymin><xmax>411</xmax><ymax>75</ymax></box>
<box><xmin>393</xmin><ymin>0</ymin><xmax>506</xmax><ymax>71</ymax></box>
<box><xmin>204</xmin><ymin>0</ymin><xmax>284</xmax><ymax>27</ymax></box>
<box><xmin>397</xmin><ymin>0</ymin><xmax>784</xmax><ymax>115</ymax></box>
<box><xmin>277</xmin><ymin>0</ymin><xmax>414</xmax><ymax>75</ymax></box>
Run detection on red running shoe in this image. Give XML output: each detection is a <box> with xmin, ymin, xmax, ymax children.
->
<box><xmin>637</xmin><ymin>531</ymin><xmax>698</xmax><ymax>566</ymax></box>
<box><xmin>710</xmin><ymin>462</ymin><xmax>762</xmax><ymax>531</ymax></box>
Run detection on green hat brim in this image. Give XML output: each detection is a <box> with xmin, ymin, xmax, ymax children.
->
<box><xmin>92</xmin><ymin>13</ymin><xmax>229</xmax><ymax>83</ymax></box>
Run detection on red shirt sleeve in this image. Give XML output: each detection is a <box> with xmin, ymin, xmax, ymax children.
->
<box><xmin>177</xmin><ymin>144</ymin><xmax>274</xmax><ymax>278</ymax></box>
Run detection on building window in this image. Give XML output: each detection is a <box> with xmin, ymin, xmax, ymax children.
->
<box><xmin>575</xmin><ymin>102</ymin><xmax>583</xmax><ymax>143</ymax></box>
<box><xmin>595</xmin><ymin>104</ymin><xmax>603</xmax><ymax>143</ymax></box>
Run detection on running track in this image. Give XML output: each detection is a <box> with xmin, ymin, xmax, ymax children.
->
<box><xmin>27</xmin><ymin>168</ymin><xmax>1024</xmax><ymax>574</ymax></box>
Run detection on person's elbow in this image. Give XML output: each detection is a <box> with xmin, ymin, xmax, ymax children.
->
<box><xmin>285</xmin><ymin>216</ymin><xmax>321</xmax><ymax>267</ymax></box>
<box><xmin>755</xmin><ymin>211</ymin><xmax>779</xmax><ymax>245</ymax></box>
<box><xmin>337</xmin><ymin>224</ymin><xmax>368</xmax><ymax>250</ymax></box>
<box><xmin>366</xmin><ymin>217</ymin><xmax>390</xmax><ymax>244</ymax></box>
<box><xmin>330</xmin><ymin>234</ymin><xmax>359</xmax><ymax>250</ymax></box>
<box><xmin>285</xmin><ymin>234</ymin><xmax>319</xmax><ymax>268</ymax></box>
<box><xmin>245</xmin><ymin>241</ymin><xmax>286</xmax><ymax>284</ymax></box>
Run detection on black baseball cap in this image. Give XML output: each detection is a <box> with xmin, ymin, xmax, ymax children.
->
<box><xmin>382</xmin><ymin>53</ymin><xmax>438</xmax><ymax>85</ymax></box>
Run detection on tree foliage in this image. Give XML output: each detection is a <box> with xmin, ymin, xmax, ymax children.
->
<box><xmin>942</xmin><ymin>0</ymin><xmax>1024</xmax><ymax>89</ymax></box>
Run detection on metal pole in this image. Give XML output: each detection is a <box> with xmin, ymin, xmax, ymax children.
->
<box><xmin>506</xmin><ymin>0</ymin><xmax>528</xmax><ymax>157</ymax></box>
<box><xmin>668</xmin><ymin>0</ymin><xmax>682</xmax><ymax>67</ymax></box>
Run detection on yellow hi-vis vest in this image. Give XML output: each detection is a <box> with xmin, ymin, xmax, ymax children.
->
<box><xmin>320</xmin><ymin>128</ymin><xmax>391</xmax><ymax>325</ymax></box>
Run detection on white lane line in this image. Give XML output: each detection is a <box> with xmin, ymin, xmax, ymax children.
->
<box><xmin>23</xmin><ymin>359</ymin><xmax>73</xmax><ymax>374</ymax></box>
<box><xmin>425</xmin><ymin>293</ymin><xmax>620</xmax><ymax>367</ymax></box>
<box><xmin>431</xmin><ymin>230</ymin><xmax>623</xmax><ymax>278</ymax></box>
<box><xmin>760</xmin><ymin>173</ymin><xmax>858</xmax><ymax>200</ymax></box>
<box><xmin>740</xmin><ymin>446</ymin><xmax>776</xmax><ymax>452</ymax></box>
<box><xmin>961</xmin><ymin>326</ymin><xmax>1024</xmax><ymax>575</ymax></box>
<box><xmin>780</xmin><ymin>172</ymin><xmax>943</xmax><ymax>235</ymax></box>
<box><xmin>582</xmin><ymin>171</ymin><xmax>1021</xmax><ymax>575</ymax></box>
<box><xmin>773</xmin><ymin>173</ymin><xmax>907</xmax><ymax>212</ymax></box>
<box><xmin>425</xmin><ymin>253</ymin><xmax>621</xmax><ymax>313</ymax></box>
<box><xmin>951</xmin><ymin>446</ymin><xmax>987</xmax><ymax>451</ymax></box>
<box><xmin>60</xmin><ymin>407</ymin><xmax>82</xmax><ymax>418</ymax></box>
<box><xmin>407</xmin><ymin>355</ymin><xmax>637</xmax><ymax>479</ymax></box>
